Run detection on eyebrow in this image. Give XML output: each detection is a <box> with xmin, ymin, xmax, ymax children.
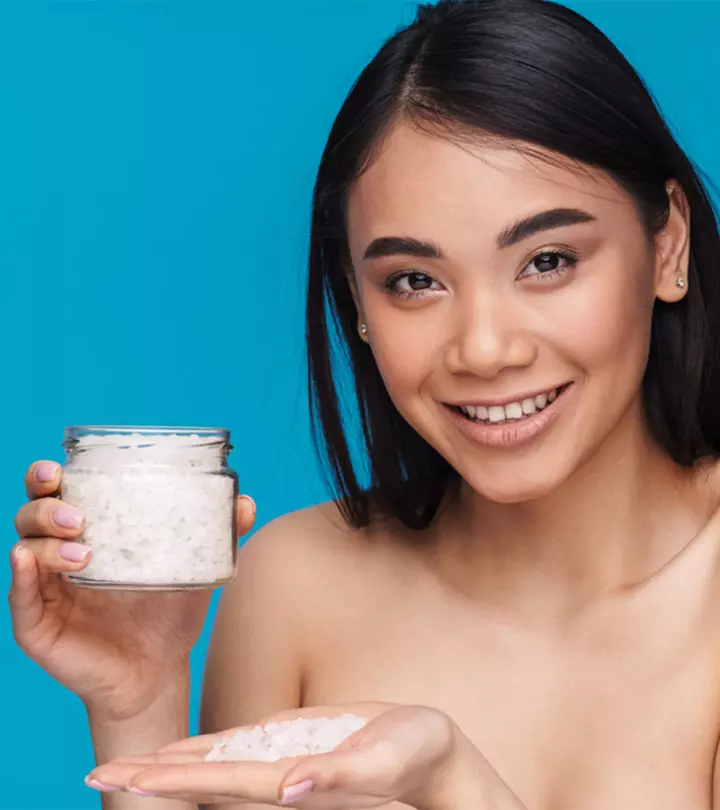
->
<box><xmin>361</xmin><ymin>207</ymin><xmax>597</xmax><ymax>261</ymax></box>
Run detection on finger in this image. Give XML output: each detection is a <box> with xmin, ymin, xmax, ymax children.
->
<box><xmin>8</xmin><ymin>536</ymin><xmax>91</xmax><ymax>575</ymax></box>
<box><xmin>280</xmin><ymin>745</ymin><xmax>397</xmax><ymax>804</ymax></box>
<box><xmin>25</xmin><ymin>461</ymin><xmax>61</xmax><ymax>500</ymax></box>
<box><xmin>236</xmin><ymin>495</ymin><xmax>256</xmax><ymax>538</ymax></box>
<box><xmin>89</xmin><ymin>780</ymin><xmax>245</xmax><ymax>807</ymax></box>
<box><xmin>90</xmin><ymin>759</ymin><xmax>291</xmax><ymax>804</ymax></box>
<box><xmin>282</xmin><ymin>708</ymin><xmax>458</xmax><ymax>806</ymax></box>
<box><xmin>119</xmin><ymin>788</ymin><xmax>243</xmax><ymax>805</ymax></box>
<box><xmin>14</xmin><ymin>498</ymin><xmax>85</xmax><ymax>540</ymax></box>
<box><xmin>8</xmin><ymin>545</ymin><xmax>45</xmax><ymax>645</ymax></box>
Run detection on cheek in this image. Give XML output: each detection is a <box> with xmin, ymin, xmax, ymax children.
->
<box><xmin>553</xmin><ymin>256</ymin><xmax>655</xmax><ymax>376</ymax></box>
<box><xmin>369</xmin><ymin>319</ymin><xmax>436</xmax><ymax>401</ymax></box>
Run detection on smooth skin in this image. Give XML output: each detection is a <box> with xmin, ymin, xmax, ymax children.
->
<box><xmin>86</xmin><ymin>703</ymin><xmax>526</xmax><ymax>809</ymax></box>
<box><xmin>11</xmin><ymin>122</ymin><xmax>720</xmax><ymax>810</ymax></box>
<box><xmin>10</xmin><ymin>460</ymin><xmax>255</xmax><ymax>722</ymax></box>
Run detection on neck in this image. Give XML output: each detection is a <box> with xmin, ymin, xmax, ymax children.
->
<box><xmin>432</xmin><ymin>398</ymin><xmax>718</xmax><ymax>617</ymax></box>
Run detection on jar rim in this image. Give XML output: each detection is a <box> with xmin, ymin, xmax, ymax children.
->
<box><xmin>63</xmin><ymin>426</ymin><xmax>232</xmax><ymax>452</ymax></box>
<box><xmin>65</xmin><ymin>425</ymin><xmax>230</xmax><ymax>435</ymax></box>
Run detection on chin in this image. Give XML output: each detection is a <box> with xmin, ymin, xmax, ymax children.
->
<box><xmin>460</xmin><ymin>465</ymin><xmax>570</xmax><ymax>505</ymax></box>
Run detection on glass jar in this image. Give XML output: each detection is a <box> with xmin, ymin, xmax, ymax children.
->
<box><xmin>60</xmin><ymin>426</ymin><xmax>238</xmax><ymax>590</ymax></box>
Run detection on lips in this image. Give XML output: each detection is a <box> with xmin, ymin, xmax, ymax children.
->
<box><xmin>447</xmin><ymin>383</ymin><xmax>572</xmax><ymax>426</ymax></box>
<box><xmin>442</xmin><ymin>383</ymin><xmax>574</xmax><ymax>449</ymax></box>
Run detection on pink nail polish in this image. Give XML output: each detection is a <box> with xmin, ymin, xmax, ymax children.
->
<box><xmin>35</xmin><ymin>462</ymin><xmax>58</xmax><ymax>482</ymax></box>
<box><xmin>53</xmin><ymin>506</ymin><xmax>85</xmax><ymax>529</ymax></box>
<box><xmin>59</xmin><ymin>542</ymin><xmax>89</xmax><ymax>562</ymax></box>
<box><xmin>128</xmin><ymin>787</ymin><xmax>157</xmax><ymax>796</ymax></box>
<box><xmin>85</xmin><ymin>777</ymin><xmax>120</xmax><ymax>792</ymax></box>
<box><xmin>280</xmin><ymin>779</ymin><xmax>314</xmax><ymax>805</ymax></box>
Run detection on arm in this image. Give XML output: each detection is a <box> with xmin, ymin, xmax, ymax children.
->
<box><xmin>86</xmin><ymin>668</ymin><xmax>194</xmax><ymax>810</ymax></box>
<box><xmin>199</xmin><ymin>513</ymin><xmax>311</xmax><ymax>810</ymax></box>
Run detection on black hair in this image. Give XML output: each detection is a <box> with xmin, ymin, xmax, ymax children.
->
<box><xmin>306</xmin><ymin>0</ymin><xmax>720</xmax><ymax>531</ymax></box>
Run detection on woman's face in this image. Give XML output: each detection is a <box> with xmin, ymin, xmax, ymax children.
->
<box><xmin>345</xmin><ymin>122</ymin><xmax>688</xmax><ymax>503</ymax></box>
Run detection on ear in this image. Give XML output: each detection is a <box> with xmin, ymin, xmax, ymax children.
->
<box><xmin>654</xmin><ymin>178</ymin><xmax>691</xmax><ymax>303</ymax></box>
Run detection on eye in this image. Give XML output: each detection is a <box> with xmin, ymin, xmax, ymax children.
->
<box><xmin>385</xmin><ymin>271</ymin><xmax>442</xmax><ymax>300</ymax></box>
<box><xmin>518</xmin><ymin>249</ymin><xmax>579</xmax><ymax>282</ymax></box>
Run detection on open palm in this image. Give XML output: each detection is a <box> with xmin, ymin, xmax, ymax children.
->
<box><xmin>87</xmin><ymin>701</ymin><xmax>471</xmax><ymax>808</ymax></box>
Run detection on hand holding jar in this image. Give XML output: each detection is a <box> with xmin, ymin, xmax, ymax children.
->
<box><xmin>8</xmin><ymin>426</ymin><xmax>255</xmax><ymax>723</ymax></box>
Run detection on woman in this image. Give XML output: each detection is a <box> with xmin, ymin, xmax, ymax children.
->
<box><xmin>10</xmin><ymin>0</ymin><xmax>720</xmax><ymax>807</ymax></box>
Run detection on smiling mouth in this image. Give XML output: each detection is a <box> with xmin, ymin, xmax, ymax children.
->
<box><xmin>445</xmin><ymin>383</ymin><xmax>572</xmax><ymax>426</ymax></box>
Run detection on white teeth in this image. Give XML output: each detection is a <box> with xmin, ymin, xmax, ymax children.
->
<box><xmin>456</xmin><ymin>386</ymin><xmax>561</xmax><ymax>424</ymax></box>
<box><xmin>488</xmin><ymin>406</ymin><xmax>505</xmax><ymax>423</ymax></box>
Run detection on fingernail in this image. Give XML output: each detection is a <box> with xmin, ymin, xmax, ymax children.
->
<box><xmin>85</xmin><ymin>776</ymin><xmax>120</xmax><ymax>792</ymax></box>
<box><xmin>53</xmin><ymin>506</ymin><xmax>85</xmax><ymax>529</ymax></box>
<box><xmin>280</xmin><ymin>779</ymin><xmax>314</xmax><ymax>805</ymax></box>
<box><xmin>35</xmin><ymin>462</ymin><xmax>58</xmax><ymax>482</ymax></box>
<box><xmin>128</xmin><ymin>787</ymin><xmax>157</xmax><ymax>796</ymax></box>
<box><xmin>59</xmin><ymin>542</ymin><xmax>90</xmax><ymax>562</ymax></box>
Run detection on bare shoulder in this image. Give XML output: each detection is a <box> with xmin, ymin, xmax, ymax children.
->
<box><xmin>201</xmin><ymin>499</ymin><xmax>412</xmax><ymax>731</ymax></box>
<box><xmin>235</xmin><ymin>499</ymin><xmax>362</xmax><ymax>586</ymax></box>
<box><xmin>224</xmin><ymin>497</ymin><xmax>427</xmax><ymax>651</ymax></box>
<box><xmin>234</xmin><ymin>499</ymin><xmax>413</xmax><ymax>600</ymax></box>
<box><xmin>202</xmin><ymin>501</ymin><xmax>357</xmax><ymax>731</ymax></box>
<box><xmin>240</xmin><ymin>499</ymin><xmax>355</xmax><ymax>559</ymax></box>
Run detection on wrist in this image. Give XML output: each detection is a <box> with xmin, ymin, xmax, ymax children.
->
<box><xmin>86</xmin><ymin>668</ymin><xmax>190</xmax><ymax>761</ymax></box>
<box><xmin>85</xmin><ymin>663</ymin><xmax>190</xmax><ymax>725</ymax></box>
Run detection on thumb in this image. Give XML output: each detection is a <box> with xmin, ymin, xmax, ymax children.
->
<box><xmin>235</xmin><ymin>495</ymin><xmax>256</xmax><ymax>538</ymax></box>
<box><xmin>279</xmin><ymin>745</ymin><xmax>396</xmax><ymax>805</ymax></box>
<box><xmin>8</xmin><ymin>544</ymin><xmax>46</xmax><ymax>648</ymax></box>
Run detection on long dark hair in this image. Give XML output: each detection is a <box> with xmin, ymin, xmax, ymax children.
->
<box><xmin>306</xmin><ymin>0</ymin><xmax>720</xmax><ymax>531</ymax></box>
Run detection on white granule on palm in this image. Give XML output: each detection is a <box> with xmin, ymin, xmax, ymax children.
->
<box><xmin>205</xmin><ymin>714</ymin><xmax>368</xmax><ymax>762</ymax></box>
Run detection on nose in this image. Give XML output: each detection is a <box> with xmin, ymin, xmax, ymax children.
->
<box><xmin>444</xmin><ymin>290</ymin><xmax>537</xmax><ymax>379</ymax></box>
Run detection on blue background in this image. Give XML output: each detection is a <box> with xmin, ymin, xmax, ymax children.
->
<box><xmin>1</xmin><ymin>1</ymin><xmax>718</xmax><ymax>807</ymax></box>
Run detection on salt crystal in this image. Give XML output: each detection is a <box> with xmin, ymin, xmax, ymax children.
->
<box><xmin>205</xmin><ymin>714</ymin><xmax>368</xmax><ymax>762</ymax></box>
<box><xmin>61</xmin><ymin>429</ymin><xmax>236</xmax><ymax>588</ymax></box>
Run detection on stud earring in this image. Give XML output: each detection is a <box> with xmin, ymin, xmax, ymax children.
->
<box><xmin>359</xmin><ymin>323</ymin><xmax>368</xmax><ymax>338</ymax></box>
<box><xmin>675</xmin><ymin>276</ymin><xmax>686</xmax><ymax>289</ymax></box>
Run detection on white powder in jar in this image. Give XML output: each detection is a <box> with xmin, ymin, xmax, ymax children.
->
<box><xmin>205</xmin><ymin>715</ymin><xmax>368</xmax><ymax>762</ymax></box>
<box><xmin>61</xmin><ymin>431</ymin><xmax>236</xmax><ymax>588</ymax></box>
